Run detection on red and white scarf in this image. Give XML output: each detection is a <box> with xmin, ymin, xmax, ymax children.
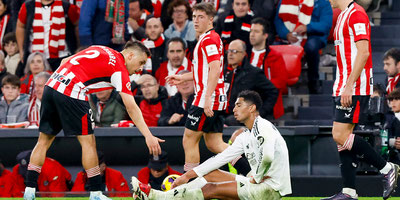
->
<box><xmin>32</xmin><ymin>0</ymin><xmax>66</xmax><ymax>58</ymax></box>
<box><xmin>165</xmin><ymin>57</ymin><xmax>190</xmax><ymax>96</ymax></box>
<box><xmin>250</xmin><ymin>48</ymin><xmax>266</xmax><ymax>70</ymax></box>
<box><xmin>28</xmin><ymin>96</ymin><xmax>41</xmax><ymax>126</ymax></box>
<box><xmin>137</xmin><ymin>10</ymin><xmax>151</xmax><ymax>27</ymax></box>
<box><xmin>387</xmin><ymin>74</ymin><xmax>400</xmax><ymax>94</ymax></box>
<box><xmin>203</xmin><ymin>0</ymin><xmax>220</xmax><ymax>11</ymax></box>
<box><xmin>151</xmin><ymin>0</ymin><xmax>164</xmax><ymax>18</ymax></box>
<box><xmin>278</xmin><ymin>0</ymin><xmax>314</xmax><ymax>43</ymax></box>
<box><xmin>0</xmin><ymin>14</ymin><xmax>9</xmax><ymax>50</ymax></box>
<box><xmin>142</xmin><ymin>34</ymin><xmax>165</xmax><ymax>73</ymax></box>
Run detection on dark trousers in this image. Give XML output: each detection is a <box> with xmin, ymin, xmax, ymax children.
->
<box><xmin>304</xmin><ymin>37</ymin><xmax>325</xmax><ymax>93</ymax></box>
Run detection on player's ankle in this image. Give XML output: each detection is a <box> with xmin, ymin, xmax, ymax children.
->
<box><xmin>342</xmin><ymin>188</ymin><xmax>357</xmax><ymax>198</ymax></box>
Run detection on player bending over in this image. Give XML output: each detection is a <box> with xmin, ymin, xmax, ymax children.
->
<box><xmin>132</xmin><ymin>90</ymin><xmax>291</xmax><ymax>200</ymax></box>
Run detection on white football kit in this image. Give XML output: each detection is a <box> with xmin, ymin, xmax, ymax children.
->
<box><xmin>193</xmin><ymin>116</ymin><xmax>292</xmax><ymax>199</ymax></box>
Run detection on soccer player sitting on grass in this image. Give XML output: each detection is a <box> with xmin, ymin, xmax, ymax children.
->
<box><xmin>132</xmin><ymin>90</ymin><xmax>292</xmax><ymax>200</ymax></box>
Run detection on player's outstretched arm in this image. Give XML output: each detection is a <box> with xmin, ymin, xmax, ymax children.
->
<box><xmin>172</xmin><ymin>170</ymin><xmax>198</xmax><ymax>189</ymax></box>
<box><xmin>165</xmin><ymin>72</ymin><xmax>193</xmax><ymax>85</ymax></box>
<box><xmin>120</xmin><ymin>92</ymin><xmax>165</xmax><ymax>155</ymax></box>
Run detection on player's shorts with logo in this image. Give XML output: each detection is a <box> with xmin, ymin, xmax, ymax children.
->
<box><xmin>185</xmin><ymin>105</ymin><xmax>224</xmax><ymax>133</ymax></box>
<box><xmin>235</xmin><ymin>175</ymin><xmax>281</xmax><ymax>200</ymax></box>
<box><xmin>39</xmin><ymin>86</ymin><xmax>95</xmax><ymax>136</ymax></box>
<box><xmin>333</xmin><ymin>96</ymin><xmax>370</xmax><ymax>124</ymax></box>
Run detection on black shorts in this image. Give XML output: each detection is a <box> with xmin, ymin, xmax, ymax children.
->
<box><xmin>333</xmin><ymin>96</ymin><xmax>369</xmax><ymax>124</ymax></box>
<box><xmin>185</xmin><ymin>106</ymin><xmax>224</xmax><ymax>133</ymax></box>
<box><xmin>39</xmin><ymin>86</ymin><xmax>95</xmax><ymax>136</ymax></box>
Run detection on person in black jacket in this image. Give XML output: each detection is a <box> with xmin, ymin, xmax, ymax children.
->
<box><xmin>386</xmin><ymin>89</ymin><xmax>400</xmax><ymax>165</ymax></box>
<box><xmin>158</xmin><ymin>70</ymin><xmax>194</xmax><ymax>126</ymax></box>
<box><xmin>223</xmin><ymin>39</ymin><xmax>278</xmax><ymax>125</ymax></box>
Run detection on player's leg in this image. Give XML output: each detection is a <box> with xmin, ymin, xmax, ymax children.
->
<box><xmin>203</xmin><ymin>132</ymin><xmax>229</xmax><ymax>154</ymax></box>
<box><xmin>201</xmin><ymin>182</ymin><xmax>239</xmax><ymax>200</ymax></box>
<box><xmin>182</xmin><ymin>128</ymin><xmax>203</xmax><ymax>172</ymax></box>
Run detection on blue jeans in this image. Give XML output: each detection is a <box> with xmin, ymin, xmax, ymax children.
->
<box><xmin>304</xmin><ymin>37</ymin><xmax>326</xmax><ymax>92</ymax></box>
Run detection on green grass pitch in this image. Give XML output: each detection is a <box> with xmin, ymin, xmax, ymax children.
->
<box><xmin>3</xmin><ymin>198</ymin><xmax>400</xmax><ymax>200</ymax></box>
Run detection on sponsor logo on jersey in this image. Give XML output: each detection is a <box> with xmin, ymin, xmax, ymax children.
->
<box><xmin>257</xmin><ymin>136</ymin><xmax>264</xmax><ymax>146</ymax></box>
<box><xmin>52</xmin><ymin>73</ymin><xmax>72</xmax><ymax>85</ymax></box>
<box><xmin>336</xmin><ymin>105</ymin><xmax>353</xmax><ymax>112</ymax></box>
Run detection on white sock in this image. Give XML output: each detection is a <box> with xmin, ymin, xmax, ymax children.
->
<box><xmin>181</xmin><ymin>177</ymin><xmax>207</xmax><ymax>189</ymax></box>
<box><xmin>380</xmin><ymin>162</ymin><xmax>392</xmax><ymax>174</ymax></box>
<box><xmin>90</xmin><ymin>191</ymin><xmax>102</xmax><ymax>196</ymax></box>
<box><xmin>342</xmin><ymin>188</ymin><xmax>357</xmax><ymax>198</ymax></box>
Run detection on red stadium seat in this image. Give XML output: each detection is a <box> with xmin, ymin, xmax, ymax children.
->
<box><xmin>270</xmin><ymin>45</ymin><xmax>304</xmax><ymax>86</ymax></box>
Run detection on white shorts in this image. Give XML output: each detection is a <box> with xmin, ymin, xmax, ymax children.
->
<box><xmin>235</xmin><ymin>175</ymin><xmax>281</xmax><ymax>200</ymax></box>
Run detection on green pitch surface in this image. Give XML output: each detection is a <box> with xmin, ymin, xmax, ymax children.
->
<box><xmin>3</xmin><ymin>198</ymin><xmax>400</xmax><ymax>200</ymax></box>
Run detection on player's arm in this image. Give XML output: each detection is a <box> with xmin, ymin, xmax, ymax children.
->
<box><xmin>119</xmin><ymin>92</ymin><xmax>165</xmax><ymax>155</ymax></box>
<box><xmin>203</xmin><ymin>60</ymin><xmax>220</xmax><ymax>117</ymax></box>
<box><xmin>341</xmin><ymin>40</ymin><xmax>369</xmax><ymax>107</ymax></box>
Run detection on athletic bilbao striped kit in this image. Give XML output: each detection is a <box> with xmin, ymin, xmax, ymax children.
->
<box><xmin>39</xmin><ymin>45</ymin><xmax>131</xmax><ymax>136</ymax></box>
<box><xmin>332</xmin><ymin>2</ymin><xmax>372</xmax><ymax>124</ymax></box>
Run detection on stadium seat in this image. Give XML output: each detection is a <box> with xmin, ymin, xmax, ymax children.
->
<box><xmin>270</xmin><ymin>45</ymin><xmax>304</xmax><ymax>86</ymax></box>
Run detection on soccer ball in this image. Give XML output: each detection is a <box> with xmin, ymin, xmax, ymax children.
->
<box><xmin>161</xmin><ymin>174</ymin><xmax>181</xmax><ymax>191</ymax></box>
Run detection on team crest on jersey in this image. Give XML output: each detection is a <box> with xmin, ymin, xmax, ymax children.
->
<box><xmin>126</xmin><ymin>82</ymin><xmax>131</xmax><ymax>91</ymax></box>
<box><xmin>52</xmin><ymin>73</ymin><xmax>71</xmax><ymax>85</ymax></box>
<box><xmin>257</xmin><ymin>136</ymin><xmax>264</xmax><ymax>145</ymax></box>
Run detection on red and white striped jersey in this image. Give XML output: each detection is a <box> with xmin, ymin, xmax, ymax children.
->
<box><xmin>250</xmin><ymin>48</ymin><xmax>266</xmax><ymax>69</ymax></box>
<box><xmin>46</xmin><ymin>46</ymin><xmax>133</xmax><ymax>101</ymax></box>
<box><xmin>192</xmin><ymin>29</ymin><xmax>227</xmax><ymax>110</ymax></box>
<box><xmin>333</xmin><ymin>3</ymin><xmax>373</xmax><ymax>97</ymax></box>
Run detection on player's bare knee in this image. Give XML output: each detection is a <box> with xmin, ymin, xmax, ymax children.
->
<box><xmin>332</xmin><ymin>128</ymin><xmax>348</xmax><ymax>145</ymax></box>
<box><xmin>201</xmin><ymin>183</ymin><xmax>218</xmax><ymax>199</ymax></box>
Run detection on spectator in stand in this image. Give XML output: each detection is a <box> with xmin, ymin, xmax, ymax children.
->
<box><xmin>164</xmin><ymin>0</ymin><xmax>195</xmax><ymax>43</ymax></box>
<box><xmin>128</xmin><ymin>0</ymin><xmax>153</xmax><ymax>41</ymax></box>
<box><xmin>20</xmin><ymin>52</ymin><xmax>51</xmax><ymax>98</ymax></box>
<box><xmin>249</xmin><ymin>17</ymin><xmax>287</xmax><ymax>119</ymax></box>
<box><xmin>9</xmin><ymin>150</ymin><xmax>72</xmax><ymax>197</ymax></box>
<box><xmin>385</xmin><ymin>89</ymin><xmax>400</xmax><ymax>165</ymax></box>
<box><xmin>223</xmin><ymin>39</ymin><xmax>278</xmax><ymax>125</ymax></box>
<box><xmin>142</xmin><ymin>18</ymin><xmax>168</xmax><ymax>75</ymax></box>
<box><xmin>0</xmin><ymin>74</ymin><xmax>29</xmax><ymax>124</ymax></box>
<box><xmin>383</xmin><ymin>48</ymin><xmax>400</xmax><ymax>94</ymax></box>
<box><xmin>27</xmin><ymin>71</ymin><xmax>50</xmax><ymax>127</ymax></box>
<box><xmin>0</xmin><ymin>50</ymin><xmax>9</xmax><ymax>96</ymax></box>
<box><xmin>215</xmin><ymin>0</ymin><xmax>254</xmax><ymax>52</ymax></box>
<box><xmin>158</xmin><ymin>70</ymin><xmax>194</xmax><ymax>126</ymax></box>
<box><xmin>3</xmin><ymin>32</ymin><xmax>20</xmax><ymax>75</ymax></box>
<box><xmin>0</xmin><ymin>0</ymin><xmax>12</xmax><ymax>50</ymax></box>
<box><xmin>0</xmin><ymin>158</ymin><xmax>14</xmax><ymax>197</ymax></box>
<box><xmin>275</xmin><ymin>0</ymin><xmax>332</xmax><ymax>94</ymax></box>
<box><xmin>89</xmin><ymin>89</ymin><xmax>127</xmax><ymax>127</ymax></box>
<box><xmin>136</xmin><ymin>74</ymin><xmax>168</xmax><ymax>126</ymax></box>
<box><xmin>137</xmin><ymin>151</ymin><xmax>182</xmax><ymax>190</ymax></box>
<box><xmin>16</xmin><ymin>0</ymin><xmax>80</xmax><ymax>71</ymax></box>
<box><xmin>155</xmin><ymin>37</ymin><xmax>192</xmax><ymax>96</ymax></box>
<box><xmin>72</xmin><ymin>151</ymin><xmax>130</xmax><ymax>197</ymax></box>
<box><xmin>79</xmin><ymin>0</ymin><xmax>130</xmax><ymax>51</ymax></box>
<box><xmin>224</xmin><ymin>0</ymin><xmax>276</xmax><ymax>44</ymax></box>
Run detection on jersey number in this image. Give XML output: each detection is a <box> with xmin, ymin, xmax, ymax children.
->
<box><xmin>70</xmin><ymin>50</ymin><xmax>101</xmax><ymax>65</ymax></box>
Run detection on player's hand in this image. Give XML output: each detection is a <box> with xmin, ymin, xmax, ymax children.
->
<box><xmin>145</xmin><ymin>135</ymin><xmax>165</xmax><ymax>156</ymax></box>
<box><xmin>166</xmin><ymin>75</ymin><xmax>184</xmax><ymax>86</ymax></box>
<box><xmin>171</xmin><ymin>175</ymin><xmax>189</xmax><ymax>189</ymax></box>
<box><xmin>250</xmin><ymin>177</ymin><xmax>256</xmax><ymax>184</ymax></box>
<box><xmin>168</xmin><ymin>113</ymin><xmax>184</xmax><ymax>125</ymax></box>
<box><xmin>204</xmin><ymin>97</ymin><xmax>214</xmax><ymax>117</ymax></box>
<box><xmin>286</xmin><ymin>32</ymin><xmax>299</xmax><ymax>44</ymax></box>
<box><xmin>341</xmin><ymin>85</ymin><xmax>353</xmax><ymax>108</ymax></box>
<box><xmin>128</xmin><ymin>18</ymin><xmax>139</xmax><ymax>30</ymax></box>
<box><xmin>294</xmin><ymin>25</ymin><xmax>307</xmax><ymax>35</ymax></box>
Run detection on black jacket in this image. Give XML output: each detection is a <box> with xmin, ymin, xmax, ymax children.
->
<box><xmin>158</xmin><ymin>93</ymin><xmax>194</xmax><ymax>126</ymax></box>
<box><xmin>224</xmin><ymin>59</ymin><xmax>278</xmax><ymax>118</ymax></box>
<box><xmin>0</xmin><ymin>68</ymin><xmax>10</xmax><ymax>97</ymax></box>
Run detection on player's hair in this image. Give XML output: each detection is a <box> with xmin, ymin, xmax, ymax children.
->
<box><xmin>24</xmin><ymin>52</ymin><xmax>51</xmax><ymax>75</ymax></box>
<box><xmin>251</xmin><ymin>17</ymin><xmax>270</xmax><ymax>34</ymax></box>
<box><xmin>388</xmin><ymin>88</ymin><xmax>400</xmax><ymax>101</ymax></box>
<box><xmin>237</xmin><ymin>90</ymin><xmax>263</xmax><ymax>111</ymax></box>
<box><xmin>167</xmin><ymin>37</ymin><xmax>187</xmax><ymax>51</ymax></box>
<box><xmin>193</xmin><ymin>2</ymin><xmax>216</xmax><ymax>18</ymax></box>
<box><xmin>34</xmin><ymin>71</ymin><xmax>51</xmax><ymax>82</ymax></box>
<box><xmin>383</xmin><ymin>48</ymin><xmax>400</xmax><ymax>64</ymax></box>
<box><xmin>124</xmin><ymin>40</ymin><xmax>151</xmax><ymax>58</ymax></box>
<box><xmin>1</xmin><ymin>74</ymin><xmax>21</xmax><ymax>88</ymax></box>
<box><xmin>2</xmin><ymin>32</ymin><xmax>17</xmax><ymax>47</ymax></box>
<box><xmin>168</xmin><ymin>0</ymin><xmax>192</xmax><ymax>19</ymax></box>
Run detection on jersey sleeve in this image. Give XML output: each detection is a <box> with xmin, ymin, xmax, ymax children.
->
<box><xmin>201</xmin><ymin>37</ymin><xmax>222</xmax><ymax>64</ymax></box>
<box><xmin>111</xmin><ymin>70</ymin><xmax>133</xmax><ymax>96</ymax></box>
<box><xmin>348</xmin><ymin>11</ymin><xmax>370</xmax><ymax>42</ymax></box>
<box><xmin>18</xmin><ymin>3</ymin><xmax>27</xmax><ymax>25</ymax></box>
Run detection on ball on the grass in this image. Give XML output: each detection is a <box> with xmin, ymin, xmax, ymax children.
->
<box><xmin>161</xmin><ymin>174</ymin><xmax>181</xmax><ymax>191</ymax></box>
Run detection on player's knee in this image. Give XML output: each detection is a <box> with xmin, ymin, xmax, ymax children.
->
<box><xmin>201</xmin><ymin>183</ymin><xmax>217</xmax><ymax>199</ymax></box>
<box><xmin>332</xmin><ymin>130</ymin><xmax>346</xmax><ymax>145</ymax></box>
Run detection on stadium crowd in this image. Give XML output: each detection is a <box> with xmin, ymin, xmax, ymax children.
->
<box><xmin>0</xmin><ymin>0</ymin><xmax>399</xmax><ymax>198</ymax></box>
